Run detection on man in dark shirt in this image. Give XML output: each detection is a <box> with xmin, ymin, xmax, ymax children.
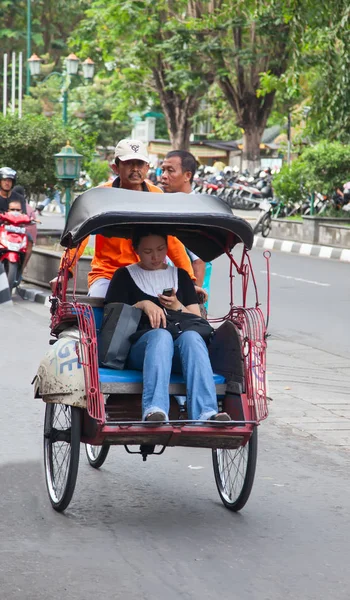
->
<box><xmin>0</xmin><ymin>167</ymin><xmax>25</xmax><ymax>212</ymax></box>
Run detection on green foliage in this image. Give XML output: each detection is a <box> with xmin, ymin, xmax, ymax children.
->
<box><xmin>88</xmin><ymin>160</ymin><xmax>111</xmax><ymax>186</ymax></box>
<box><xmin>0</xmin><ymin>114</ymin><xmax>96</xmax><ymax>195</ymax></box>
<box><xmin>273</xmin><ymin>141</ymin><xmax>350</xmax><ymax>201</ymax></box>
<box><xmin>0</xmin><ymin>0</ymin><xmax>88</xmax><ymax>57</ymax></box>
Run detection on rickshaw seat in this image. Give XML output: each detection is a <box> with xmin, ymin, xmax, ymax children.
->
<box><xmin>99</xmin><ymin>367</ymin><xmax>225</xmax><ymax>385</ymax></box>
<box><xmin>98</xmin><ymin>367</ymin><xmax>226</xmax><ymax>395</ymax></box>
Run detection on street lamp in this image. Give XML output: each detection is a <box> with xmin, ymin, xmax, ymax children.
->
<box><xmin>27</xmin><ymin>53</ymin><xmax>95</xmax><ymax>124</ymax></box>
<box><xmin>54</xmin><ymin>142</ymin><xmax>83</xmax><ymax>221</ymax></box>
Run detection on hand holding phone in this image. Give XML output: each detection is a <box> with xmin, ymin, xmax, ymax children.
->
<box><xmin>162</xmin><ymin>287</ymin><xmax>173</xmax><ymax>297</ymax></box>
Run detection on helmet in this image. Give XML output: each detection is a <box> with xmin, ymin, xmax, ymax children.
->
<box><xmin>0</xmin><ymin>167</ymin><xmax>17</xmax><ymax>186</ymax></box>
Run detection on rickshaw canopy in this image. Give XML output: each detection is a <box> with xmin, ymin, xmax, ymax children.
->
<box><xmin>60</xmin><ymin>188</ymin><xmax>254</xmax><ymax>262</ymax></box>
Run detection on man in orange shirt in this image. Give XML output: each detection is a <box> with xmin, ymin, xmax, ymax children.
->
<box><xmin>53</xmin><ymin>139</ymin><xmax>196</xmax><ymax>297</ymax></box>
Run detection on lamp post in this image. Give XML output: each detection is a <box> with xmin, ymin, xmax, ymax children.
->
<box><xmin>54</xmin><ymin>143</ymin><xmax>83</xmax><ymax>221</ymax></box>
<box><xmin>27</xmin><ymin>53</ymin><xmax>95</xmax><ymax>124</ymax></box>
<box><xmin>26</xmin><ymin>0</ymin><xmax>31</xmax><ymax>95</ymax></box>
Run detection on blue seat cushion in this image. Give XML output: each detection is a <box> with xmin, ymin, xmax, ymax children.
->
<box><xmin>99</xmin><ymin>367</ymin><xmax>226</xmax><ymax>386</ymax></box>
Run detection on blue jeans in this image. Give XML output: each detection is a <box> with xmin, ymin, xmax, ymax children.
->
<box><xmin>41</xmin><ymin>190</ymin><xmax>64</xmax><ymax>214</ymax></box>
<box><xmin>127</xmin><ymin>329</ymin><xmax>218</xmax><ymax>421</ymax></box>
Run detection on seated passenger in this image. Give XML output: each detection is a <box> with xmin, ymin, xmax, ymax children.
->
<box><xmin>105</xmin><ymin>227</ymin><xmax>230</xmax><ymax>424</ymax></box>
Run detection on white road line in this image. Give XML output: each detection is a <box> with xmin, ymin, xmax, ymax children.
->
<box><xmin>261</xmin><ymin>271</ymin><xmax>330</xmax><ymax>287</ymax></box>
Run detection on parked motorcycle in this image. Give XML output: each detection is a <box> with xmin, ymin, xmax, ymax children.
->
<box><xmin>253</xmin><ymin>199</ymin><xmax>273</xmax><ymax>237</ymax></box>
<box><xmin>0</xmin><ymin>211</ymin><xmax>33</xmax><ymax>291</ymax></box>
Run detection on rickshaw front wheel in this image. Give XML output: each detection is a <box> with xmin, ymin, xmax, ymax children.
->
<box><xmin>85</xmin><ymin>443</ymin><xmax>110</xmax><ymax>469</ymax></box>
<box><xmin>44</xmin><ymin>403</ymin><xmax>81</xmax><ymax>512</ymax></box>
<box><xmin>212</xmin><ymin>427</ymin><xmax>258</xmax><ymax>512</ymax></box>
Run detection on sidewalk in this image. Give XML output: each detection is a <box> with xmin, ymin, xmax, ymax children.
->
<box><xmin>268</xmin><ymin>336</ymin><xmax>350</xmax><ymax>449</ymax></box>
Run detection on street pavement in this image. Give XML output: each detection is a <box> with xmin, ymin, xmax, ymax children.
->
<box><xmin>211</xmin><ymin>249</ymin><xmax>350</xmax><ymax>448</ymax></box>
<box><xmin>1</xmin><ymin>210</ymin><xmax>349</xmax><ymax>598</ymax></box>
<box><xmin>1</xmin><ymin>295</ymin><xmax>350</xmax><ymax>600</ymax></box>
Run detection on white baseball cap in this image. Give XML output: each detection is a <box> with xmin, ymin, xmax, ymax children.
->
<box><xmin>114</xmin><ymin>139</ymin><xmax>149</xmax><ymax>163</ymax></box>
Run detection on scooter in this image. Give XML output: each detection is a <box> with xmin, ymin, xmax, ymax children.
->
<box><xmin>0</xmin><ymin>211</ymin><xmax>33</xmax><ymax>291</ymax></box>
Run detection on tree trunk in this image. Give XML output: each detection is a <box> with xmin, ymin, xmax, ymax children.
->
<box><xmin>152</xmin><ymin>67</ymin><xmax>203</xmax><ymax>150</ymax></box>
<box><xmin>241</xmin><ymin>126</ymin><xmax>264</xmax><ymax>173</ymax></box>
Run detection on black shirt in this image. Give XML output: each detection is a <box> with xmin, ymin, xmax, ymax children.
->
<box><xmin>105</xmin><ymin>266</ymin><xmax>198</xmax><ymax>308</ymax></box>
<box><xmin>0</xmin><ymin>191</ymin><xmax>26</xmax><ymax>213</ymax></box>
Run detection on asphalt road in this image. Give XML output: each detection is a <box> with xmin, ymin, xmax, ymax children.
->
<box><xmin>210</xmin><ymin>247</ymin><xmax>350</xmax><ymax>358</ymax></box>
<box><xmin>1</xmin><ymin>245</ymin><xmax>350</xmax><ymax>599</ymax></box>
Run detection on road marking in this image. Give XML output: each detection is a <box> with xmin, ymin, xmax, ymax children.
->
<box><xmin>262</xmin><ymin>238</ymin><xmax>275</xmax><ymax>250</ymax></box>
<box><xmin>300</xmin><ymin>243</ymin><xmax>313</xmax><ymax>255</ymax></box>
<box><xmin>281</xmin><ymin>240</ymin><xmax>294</xmax><ymax>252</ymax></box>
<box><xmin>340</xmin><ymin>249</ymin><xmax>350</xmax><ymax>262</ymax></box>
<box><xmin>319</xmin><ymin>246</ymin><xmax>333</xmax><ymax>259</ymax></box>
<box><xmin>261</xmin><ymin>271</ymin><xmax>330</xmax><ymax>287</ymax></box>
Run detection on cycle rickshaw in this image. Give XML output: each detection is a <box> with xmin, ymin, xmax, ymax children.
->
<box><xmin>33</xmin><ymin>187</ymin><xmax>270</xmax><ymax>513</ymax></box>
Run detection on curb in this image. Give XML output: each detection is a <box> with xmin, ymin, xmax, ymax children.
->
<box><xmin>0</xmin><ymin>263</ymin><xmax>13</xmax><ymax>306</ymax></box>
<box><xmin>16</xmin><ymin>285</ymin><xmax>50</xmax><ymax>306</ymax></box>
<box><xmin>253</xmin><ymin>236</ymin><xmax>350</xmax><ymax>262</ymax></box>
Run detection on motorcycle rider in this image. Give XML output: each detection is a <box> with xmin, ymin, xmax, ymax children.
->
<box><xmin>0</xmin><ymin>168</ymin><xmax>25</xmax><ymax>213</ymax></box>
<box><xmin>0</xmin><ymin>167</ymin><xmax>36</xmax><ymax>270</ymax></box>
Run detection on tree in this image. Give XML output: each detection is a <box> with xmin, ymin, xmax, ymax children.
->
<box><xmin>302</xmin><ymin>3</ymin><xmax>350</xmax><ymax>142</ymax></box>
<box><xmin>0</xmin><ymin>0</ymin><xmax>88</xmax><ymax>59</ymax></box>
<box><xmin>71</xmin><ymin>0</ymin><xmax>214</xmax><ymax>150</ymax></box>
<box><xmin>273</xmin><ymin>141</ymin><xmax>350</xmax><ymax>202</ymax></box>
<box><xmin>0</xmin><ymin>114</ymin><xmax>96</xmax><ymax>195</ymax></box>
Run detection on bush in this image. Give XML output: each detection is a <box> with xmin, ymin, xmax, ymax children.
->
<box><xmin>0</xmin><ymin>114</ymin><xmax>96</xmax><ymax>196</ymax></box>
<box><xmin>88</xmin><ymin>160</ymin><xmax>112</xmax><ymax>186</ymax></box>
<box><xmin>273</xmin><ymin>141</ymin><xmax>350</xmax><ymax>201</ymax></box>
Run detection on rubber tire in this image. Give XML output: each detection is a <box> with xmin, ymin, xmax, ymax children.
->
<box><xmin>261</xmin><ymin>213</ymin><xmax>272</xmax><ymax>237</ymax></box>
<box><xmin>85</xmin><ymin>444</ymin><xmax>110</xmax><ymax>469</ymax></box>
<box><xmin>44</xmin><ymin>404</ymin><xmax>81</xmax><ymax>512</ymax></box>
<box><xmin>5</xmin><ymin>261</ymin><xmax>19</xmax><ymax>292</ymax></box>
<box><xmin>212</xmin><ymin>427</ymin><xmax>258</xmax><ymax>512</ymax></box>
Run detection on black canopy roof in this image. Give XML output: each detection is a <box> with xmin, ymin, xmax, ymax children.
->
<box><xmin>60</xmin><ymin>188</ymin><xmax>253</xmax><ymax>262</ymax></box>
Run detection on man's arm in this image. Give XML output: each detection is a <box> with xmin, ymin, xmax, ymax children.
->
<box><xmin>167</xmin><ymin>236</ymin><xmax>195</xmax><ymax>281</ymax></box>
<box><xmin>192</xmin><ymin>259</ymin><xmax>206</xmax><ymax>287</ymax></box>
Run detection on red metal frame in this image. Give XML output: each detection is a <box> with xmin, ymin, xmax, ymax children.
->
<box><xmin>49</xmin><ymin>243</ymin><xmax>270</xmax><ymax>443</ymax></box>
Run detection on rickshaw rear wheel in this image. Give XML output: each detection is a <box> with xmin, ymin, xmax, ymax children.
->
<box><xmin>212</xmin><ymin>427</ymin><xmax>258</xmax><ymax>512</ymax></box>
<box><xmin>44</xmin><ymin>403</ymin><xmax>81</xmax><ymax>512</ymax></box>
<box><xmin>85</xmin><ymin>443</ymin><xmax>110</xmax><ymax>469</ymax></box>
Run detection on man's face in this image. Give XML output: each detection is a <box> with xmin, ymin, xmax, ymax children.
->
<box><xmin>116</xmin><ymin>159</ymin><xmax>149</xmax><ymax>188</ymax></box>
<box><xmin>161</xmin><ymin>156</ymin><xmax>191</xmax><ymax>193</ymax></box>
<box><xmin>0</xmin><ymin>178</ymin><xmax>13</xmax><ymax>193</ymax></box>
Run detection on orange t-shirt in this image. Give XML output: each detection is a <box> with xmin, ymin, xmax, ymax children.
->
<box><xmin>62</xmin><ymin>180</ymin><xmax>195</xmax><ymax>287</ymax></box>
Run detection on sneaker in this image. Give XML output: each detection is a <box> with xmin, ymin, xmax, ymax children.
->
<box><xmin>145</xmin><ymin>411</ymin><xmax>167</xmax><ymax>424</ymax></box>
<box><xmin>210</xmin><ymin>412</ymin><xmax>231</xmax><ymax>422</ymax></box>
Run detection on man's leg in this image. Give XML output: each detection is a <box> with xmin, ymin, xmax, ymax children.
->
<box><xmin>127</xmin><ymin>329</ymin><xmax>174</xmax><ymax>420</ymax></box>
<box><xmin>88</xmin><ymin>278</ymin><xmax>111</xmax><ymax>298</ymax></box>
<box><xmin>173</xmin><ymin>330</ymin><xmax>218</xmax><ymax>421</ymax></box>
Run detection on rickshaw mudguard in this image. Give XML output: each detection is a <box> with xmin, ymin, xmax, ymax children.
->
<box><xmin>33</xmin><ymin>327</ymin><xmax>86</xmax><ymax>408</ymax></box>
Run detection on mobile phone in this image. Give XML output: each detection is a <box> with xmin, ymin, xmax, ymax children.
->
<box><xmin>162</xmin><ymin>287</ymin><xmax>173</xmax><ymax>297</ymax></box>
